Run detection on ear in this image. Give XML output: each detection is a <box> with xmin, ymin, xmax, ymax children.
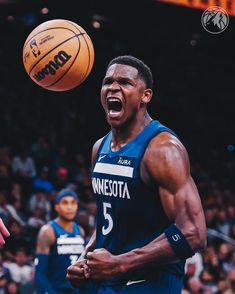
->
<box><xmin>141</xmin><ymin>89</ymin><xmax>153</xmax><ymax>104</ymax></box>
<box><xmin>55</xmin><ymin>204</ymin><xmax>59</xmax><ymax>213</ymax></box>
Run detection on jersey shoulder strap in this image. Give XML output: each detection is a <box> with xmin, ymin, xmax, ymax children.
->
<box><xmin>72</xmin><ymin>222</ymin><xmax>81</xmax><ymax>235</ymax></box>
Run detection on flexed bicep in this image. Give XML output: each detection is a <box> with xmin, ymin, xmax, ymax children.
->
<box><xmin>144</xmin><ymin>132</ymin><xmax>207</xmax><ymax>253</ymax></box>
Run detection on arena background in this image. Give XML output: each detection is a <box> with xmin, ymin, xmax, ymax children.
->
<box><xmin>0</xmin><ymin>0</ymin><xmax>235</xmax><ymax>293</ymax></box>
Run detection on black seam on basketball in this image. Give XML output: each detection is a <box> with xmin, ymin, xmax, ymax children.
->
<box><xmin>29</xmin><ymin>33</ymin><xmax>85</xmax><ymax>75</ymax></box>
<box><xmin>23</xmin><ymin>26</ymin><xmax>78</xmax><ymax>49</ymax></box>
<box><xmin>64</xmin><ymin>20</ymin><xmax>86</xmax><ymax>34</ymax></box>
<box><xmin>78</xmin><ymin>34</ymin><xmax>92</xmax><ymax>84</ymax></box>
<box><xmin>44</xmin><ymin>34</ymin><xmax>82</xmax><ymax>89</ymax></box>
<box><xmin>64</xmin><ymin>21</ymin><xmax>92</xmax><ymax>84</ymax></box>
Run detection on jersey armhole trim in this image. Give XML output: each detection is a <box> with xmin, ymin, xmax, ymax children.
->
<box><xmin>94</xmin><ymin>132</ymin><xmax>111</xmax><ymax>162</ymax></box>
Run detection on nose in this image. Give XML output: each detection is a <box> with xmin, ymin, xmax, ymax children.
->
<box><xmin>107</xmin><ymin>81</ymin><xmax>120</xmax><ymax>91</ymax></box>
<box><xmin>66</xmin><ymin>203</ymin><xmax>74</xmax><ymax>210</ymax></box>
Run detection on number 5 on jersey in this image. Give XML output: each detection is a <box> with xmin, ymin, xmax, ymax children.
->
<box><xmin>102</xmin><ymin>202</ymin><xmax>113</xmax><ymax>235</ymax></box>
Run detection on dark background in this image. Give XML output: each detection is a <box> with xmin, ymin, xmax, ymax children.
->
<box><xmin>0</xmin><ymin>0</ymin><xmax>234</xmax><ymax>188</ymax></box>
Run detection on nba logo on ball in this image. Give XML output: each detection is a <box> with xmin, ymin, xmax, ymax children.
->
<box><xmin>29</xmin><ymin>39</ymin><xmax>41</xmax><ymax>57</ymax></box>
<box><xmin>201</xmin><ymin>6</ymin><xmax>229</xmax><ymax>34</ymax></box>
<box><xmin>22</xmin><ymin>19</ymin><xmax>95</xmax><ymax>91</ymax></box>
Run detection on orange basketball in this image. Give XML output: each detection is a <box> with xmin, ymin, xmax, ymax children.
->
<box><xmin>22</xmin><ymin>19</ymin><xmax>95</xmax><ymax>91</ymax></box>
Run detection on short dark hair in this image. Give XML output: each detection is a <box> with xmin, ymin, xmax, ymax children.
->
<box><xmin>107</xmin><ymin>55</ymin><xmax>153</xmax><ymax>89</ymax></box>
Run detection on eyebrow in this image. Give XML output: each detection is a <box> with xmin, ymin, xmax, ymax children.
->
<box><xmin>103</xmin><ymin>76</ymin><xmax>135</xmax><ymax>83</ymax></box>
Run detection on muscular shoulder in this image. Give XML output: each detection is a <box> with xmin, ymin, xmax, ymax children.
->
<box><xmin>36</xmin><ymin>223</ymin><xmax>55</xmax><ymax>253</ymax></box>
<box><xmin>143</xmin><ymin>132</ymin><xmax>190</xmax><ymax>191</ymax></box>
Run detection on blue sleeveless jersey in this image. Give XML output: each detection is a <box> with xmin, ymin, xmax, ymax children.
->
<box><xmin>48</xmin><ymin>220</ymin><xmax>85</xmax><ymax>291</ymax></box>
<box><xmin>91</xmin><ymin>120</ymin><xmax>185</xmax><ymax>285</ymax></box>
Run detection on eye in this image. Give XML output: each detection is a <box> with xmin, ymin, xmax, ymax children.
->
<box><xmin>103</xmin><ymin>78</ymin><xmax>112</xmax><ymax>85</ymax></box>
<box><xmin>119</xmin><ymin>78</ymin><xmax>133</xmax><ymax>86</ymax></box>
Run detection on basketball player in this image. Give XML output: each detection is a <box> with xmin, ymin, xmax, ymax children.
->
<box><xmin>35</xmin><ymin>188</ymin><xmax>85</xmax><ymax>294</ymax></box>
<box><xmin>0</xmin><ymin>218</ymin><xmax>10</xmax><ymax>245</ymax></box>
<box><xmin>67</xmin><ymin>55</ymin><xmax>207</xmax><ymax>293</ymax></box>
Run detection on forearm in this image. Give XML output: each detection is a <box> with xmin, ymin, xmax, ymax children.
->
<box><xmin>119</xmin><ymin>233</ymin><xmax>179</xmax><ymax>274</ymax></box>
<box><xmin>119</xmin><ymin>217</ymin><xmax>206</xmax><ymax>275</ymax></box>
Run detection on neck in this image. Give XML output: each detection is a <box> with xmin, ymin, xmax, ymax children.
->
<box><xmin>111</xmin><ymin>112</ymin><xmax>152</xmax><ymax>151</ymax></box>
<box><xmin>56</xmin><ymin>217</ymin><xmax>73</xmax><ymax>232</ymax></box>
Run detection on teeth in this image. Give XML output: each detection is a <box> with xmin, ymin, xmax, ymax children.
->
<box><xmin>107</xmin><ymin>98</ymin><xmax>121</xmax><ymax>102</ymax></box>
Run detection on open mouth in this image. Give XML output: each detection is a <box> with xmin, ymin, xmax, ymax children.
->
<box><xmin>107</xmin><ymin>98</ymin><xmax>123</xmax><ymax>112</ymax></box>
<box><xmin>106</xmin><ymin>97</ymin><xmax>124</xmax><ymax>119</ymax></box>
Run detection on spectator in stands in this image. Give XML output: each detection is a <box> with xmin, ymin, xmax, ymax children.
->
<box><xmin>10</xmin><ymin>182</ymin><xmax>23</xmax><ymax>202</ymax></box>
<box><xmin>27</xmin><ymin>206</ymin><xmax>46</xmax><ymax>230</ymax></box>
<box><xmin>30</xmin><ymin>136</ymin><xmax>52</xmax><ymax>169</ymax></box>
<box><xmin>225</xmin><ymin>251</ymin><xmax>235</xmax><ymax>272</ymax></box>
<box><xmin>185</xmin><ymin>252</ymin><xmax>204</xmax><ymax>278</ymax></box>
<box><xmin>228</xmin><ymin>268</ymin><xmax>235</xmax><ymax>293</ymax></box>
<box><xmin>32</xmin><ymin>166</ymin><xmax>55</xmax><ymax>194</ymax></box>
<box><xmin>226</xmin><ymin>204</ymin><xmax>235</xmax><ymax>227</ymax></box>
<box><xmin>11</xmin><ymin>148</ymin><xmax>36</xmax><ymax>196</ymax></box>
<box><xmin>71</xmin><ymin>153</ymin><xmax>91</xmax><ymax>190</ymax></box>
<box><xmin>4</xmin><ymin>249</ymin><xmax>33</xmax><ymax>286</ymax></box>
<box><xmin>230</xmin><ymin>224</ymin><xmax>235</xmax><ymax>239</ymax></box>
<box><xmin>3</xmin><ymin>219</ymin><xmax>33</xmax><ymax>261</ymax></box>
<box><xmin>218</xmin><ymin>243</ymin><xmax>231</xmax><ymax>272</ymax></box>
<box><xmin>19</xmin><ymin>267</ymin><xmax>35</xmax><ymax>294</ymax></box>
<box><xmin>11</xmin><ymin>148</ymin><xmax>36</xmax><ymax>179</ymax></box>
<box><xmin>216</xmin><ymin>207</ymin><xmax>231</xmax><ymax>236</ymax></box>
<box><xmin>0</xmin><ymin>164</ymin><xmax>11</xmax><ymax>191</ymax></box>
<box><xmin>51</xmin><ymin>145</ymin><xmax>70</xmax><ymax>178</ymax></box>
<box><xmin>199</xmin><ymin>269</ymin><xmax>217</xmax><ymax>293</ymax></box>
<box><xmin>5</xmin><ymin>197</ymin><xmax>26</xmax><ymax>227</ymax></box>
<box><xmin>4</xmin><ymin>281</ymin><xmax>20</xmax><ymax>294</ymax></box>
<box><xmin>28</xmin><ymin>188</ymin><xmax>51</xmax><ymax>221</ymax></box>
<box><xmin>0</xmin><ymin>191</ymin><xmax>11</xmax><ymax>224</ymax></box>
<box><xmin>187</xmin><ymin>277</ymin><xmax>204</xmax><ymax>293</ymax></box>
<box><xmin>54</xmin><ymin>167</ymin><xmax>69</xmax><ymax>190</ymax></box>
<box><xmin>0</xmin><ymin>145</ymin><xmax>11</xmax><ymax>169</ymax></box>
<box><xmin>0</xmin><ymin>252</ymin><xmax>11</xmax><ymax>294</ymax></box>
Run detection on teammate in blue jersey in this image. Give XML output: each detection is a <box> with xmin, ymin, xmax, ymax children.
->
<box><xmin>35</xmin><ymin>189</ymin><xmax>85</xmax><ymax>294</ymax></box>
<box><xmin>67</xmin><ymin>55</ymin><xmax>207</xmax><ymax>293</ymax></box>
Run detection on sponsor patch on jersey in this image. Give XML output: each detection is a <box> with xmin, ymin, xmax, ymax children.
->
<box><xmin>93</xmin><ymin>162</ymin><xmax>133</xmax><ymax>178</ymax></box>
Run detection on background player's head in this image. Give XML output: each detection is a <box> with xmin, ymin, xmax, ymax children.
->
<box><xmin>101</xmin><ymin>55</ymin><xmax>153</xmax><ymax>127</ymax></box>
<box><xmin>55</xmin><ymin>189</ymin><xmax>79</xmax><ymax>221</ymax></box>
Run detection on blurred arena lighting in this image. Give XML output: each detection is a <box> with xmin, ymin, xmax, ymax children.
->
<box><xmin>227</xmin><ymin>145</ymin><xmax>234</xmax><ymax>152</ymax></box>
<box><xmin>92</xmin><ymin>20</ymin><xmax>101</xmax><ymax>29</ymax></box>
<box><xmin>7</xmin><ymin>15</ymin><xmax>14</xmax><ymax>22</ymax></box>
<box><xmin>21</xmin><ymin>12</ymin><xmax>37</xmax><ymax>26</ymax></box>
<box><xmin>190</xmin><ymin>40</ymin><xmax>197</xmax><ymax>46</ymax></box>
<box><xmin>41</xmin><ymin>7</ymin><xmax>49</xmax><ymax>15</ymax></box>
<box><xmin>92</xmin><ymin>14</ymin><xmax>105</xmax><ymax>25</ymax></box>
<box><xmin>91</xmin><ymin>13</ymin><xmax>119</xmax><ymax>29</ymax></box>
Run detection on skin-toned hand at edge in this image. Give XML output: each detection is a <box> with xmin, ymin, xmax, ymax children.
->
<box><xmin>0</xmin><ymin>218</ymin><xmax>10</xmax><ymax>245</ymax></box>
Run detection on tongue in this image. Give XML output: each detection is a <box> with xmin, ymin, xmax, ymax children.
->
<box><xmin>108</xmin><ymin>109</ymin><xmax>122</xmax><ymax>117</ymax></box>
